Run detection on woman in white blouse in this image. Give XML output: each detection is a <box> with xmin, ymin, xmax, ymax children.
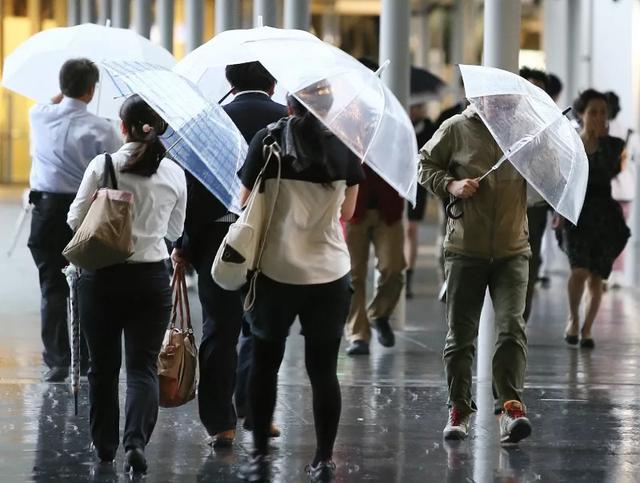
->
<box><xmin>67</xmin><ymin>94</ymin><xmax>186</xmax><ymax>474</ymax></box>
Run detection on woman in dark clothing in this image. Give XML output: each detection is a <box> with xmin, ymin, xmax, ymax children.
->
<box><xmin>68</xmin><ymin>95</ymin><xmax>187</xmax><ymax>474</ymax></box>
<box><xmin>560</xmin><ymin>89</ymin><xmax>630</xmax><ymax>348</ymax></box>
<box><xmin>237</xmin><ymin>92</ymin><xmax>365</xmax><ymax>482</ymax></box>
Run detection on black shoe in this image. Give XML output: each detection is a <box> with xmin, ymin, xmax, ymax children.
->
<box><xmin>124</xmin><ymin>448</ymin><xmax>147</xmax><ymax>474</ymax></box>
<box><xmin>91</xmin><ymin>442</ymin><xmax>116</xmax><ymax>463</ymax></box>
<box><xmin>580</xmin><ymin>338</ymin><xmax>595</xmax><ymax>349</ymax></box>
<box><xmin>564</xmin><ymin>334</ymin><xmax>579</xmax><ymax>346</ymax></box>
<box><xmin>44</xmin><ymin>366</ymin><xmax>69</xmax><ymax>382</ymax></box>
<box><xmin>90</xmin><ymin>461</ymin><xmax>117</xmax><ymax>481</ymax></box>
<box><xmin>346</xmin><ymin>340</ymin><xmax>369</xmax><ymax>356</ymax></box>
<box><xmin>306</xmin><ymin>460</ymin><xmax>337</xmax><ymax>482</ymax></box>
<box><xmin>238</xmin><ymin>453</ymin><xmax>270</xmax><ymax>482</ymax></box>
<box><xmin>372</xmin><ymin>317</ymin><xmax>395</xmax><ymax>347</ymax></box>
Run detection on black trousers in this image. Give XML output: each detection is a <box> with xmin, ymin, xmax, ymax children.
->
<box><xmin>190</xmin><ymin>222</ymin><xmax>252</xmax><ymax>435</ymax></box>
<box><xmin>28</xmin><ymin>193</ymin><xmax>88</xmax><ymax>368</ymax></box>
<box><xmin>79</xmin><ymin>262</ymin><xmax>171</xmax><ymax>455</ymax></box>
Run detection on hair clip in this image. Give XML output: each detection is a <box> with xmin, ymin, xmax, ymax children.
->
<box><xmin>142</xmin><ymin>124</ymin><xmax>153</xmax><ymax>133</ymax></box>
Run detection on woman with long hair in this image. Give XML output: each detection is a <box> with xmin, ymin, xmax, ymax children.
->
<box><xmin>237</xmin><ymin>91</ymin><xmax>365</xmax><ymax>482</ymax></box>
<box><xmin>559</xmin><ymin>89</ymin><xmax>630</xmax><ymax>348</ymax></box>
<box><xmin>67</xmin><ymin>94</ymin><xmax>186</xmax><ymax>474</ymax></box>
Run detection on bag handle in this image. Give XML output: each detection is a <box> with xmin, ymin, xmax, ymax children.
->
<box><xmin>244</xmin><ymin>138</ymin><xmax>282</xmax><ymax>312</ymax></box>
<box><xmin>101</xmin><ymin>153</ymin><xmax>118</xmax><ymax>190</ymax></box>
<box><xmin>170</xmin><ymin>265</ymin><xmax>192</xmax><ymax>331</ymax></box>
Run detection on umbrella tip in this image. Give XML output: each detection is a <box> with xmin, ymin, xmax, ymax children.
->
<box><xmin>256</xmin><ymin>15</ymin><xmax>264</xmax><ymax>28</ymax></box>
<box><xmin>375</xmin><ymin>60</ymin><xmax>390</xmax><ymax>78</ymax></box>
<box><xmin>105</xmin><ymin>19</ymin><xmax>111</xmax><ymax>27</ymax></box>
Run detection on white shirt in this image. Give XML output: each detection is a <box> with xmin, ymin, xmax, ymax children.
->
<box><xmin>29</xmin><ymin>97</ymin><xmax>122</xmax><ymax>194</ymax></box>
<box><xmin>67</xmin><ymin>143</ymin><xmax>187</xmax><ymax>263</ymax></box>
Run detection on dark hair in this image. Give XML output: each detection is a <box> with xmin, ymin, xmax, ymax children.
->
<box><xmin>573</xmin><ymin>88</ymin><xmax>608</xmax><ymax>115</ymax></box>
<box><xmin>119</xmin><ymin>94</ymin><xmax>167</xmax><ymax>177</ymax></box>
<box><xmin>225</xmin><ymin>61</ymin><xmax>276</xmax><ymax>92</ymax></box>
<box><xmin>547</xmin><ymin>74</ymin><xmax>563</xmax><ymax>99</ymax></box>
<box><xmin>604</xmin><ymin>91</ymin><xmax>621</xmax><ymax>120</ymax></box>
<box><xmin>286</xmin><ymin>94</ymin><xmax>334</xmax><ymax>183</ymax></box>
<box><xmin>519</xmin><ymin>66</ymin><xmax>548</xmax><ymax>91</ymax></box>
<box><xmin>59</xmin><ymin>58</ymin><xmax>99</xmax><ymax>98</ymax></box>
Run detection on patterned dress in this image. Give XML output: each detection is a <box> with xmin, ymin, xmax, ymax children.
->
<box><xmin>561</xmin><ymin>136</ymin><xmax>631</xmax><ymax>278</ymax></box>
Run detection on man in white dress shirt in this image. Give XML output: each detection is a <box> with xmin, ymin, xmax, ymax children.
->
<box><xmin>28</xmin><ymin>58</ymin><xmax>121</xmax><ymax>382</ymax></box>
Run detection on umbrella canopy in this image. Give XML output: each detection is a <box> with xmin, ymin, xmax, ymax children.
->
<box><xmin>243</xmin><ymin>35</ymin><xmax>418</xmax><ymax>203</ymax></box>
<box><xmin>410</xmin><ymin>66</ymin><xmax>446</xmax><ymax>103</ymax></box>
<box><xmin>459</xmin><ymin>64</ymin><xmax>589</xmax><ymax>224</ymax></box>
<box><xmin>102</xmin><ymin>61</ymin><xmax>247</xmax><ymax>212</ymax></box>
<box><xmin>2</xmin><ymin>23</ymin><xmax>175</xmax><ymax>119</ymax></box>
<box><xmin>174</xmin><ymin>26</ymin><xmax>319</xmax><ymax>104</ymax></box>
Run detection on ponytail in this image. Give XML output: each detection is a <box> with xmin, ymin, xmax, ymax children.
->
<box><xmin>119</xmin><ymin>94</ymin><xmax>167</xmax><ymax>177</ymax></box>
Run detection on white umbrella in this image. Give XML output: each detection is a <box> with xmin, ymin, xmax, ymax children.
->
<box><xmin>174</xmin><ymin>26</ymin><xmax>320</xmax><ymax>104</ymax></box>
<box><xmin>243</xmin><ymin>36</ymin><xmax>418</xmax><ymax>203</ymax></box>
<box><xmin>2</xmin><ymin>23</ymin><xmax>175</xmax><ymax>119</ymax></box>
<box><xmin>457</xmin><ymin>64</ymin><xmax>589</xmax><ymax>224</ymax></box>
<box><xmin>102</xmin><ymin>61</ymin><xmax>247</xmax><ymax>212</ymax></box>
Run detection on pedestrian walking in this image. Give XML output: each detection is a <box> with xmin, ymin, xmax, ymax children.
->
<box><xmin>67</xmin><ymin>94</ymin><xmax>186</xmax><ymax>474</ymax></box>
<box><xmin>559</xmin><ymin>89</ymin><xmax>631</xmax><ymax>348</ymax></box>
<box><xmin>171</xmin><ymin>61</ymin><xmax>287</xmax><ymax>448</ymax></box>
<box><xmin>238</xmin><ymin>94</ymin><xmax>364</xmax><ymax>482</ymax></box>
<box><xmin>27</xmin><ymin>58</ymin><xmax>121</xmax><ymax>382</ymax></box>
<box><xmin>419</xmin><ymin>103</ymin><xmax>533</xmax><ymax>444</ymax></box>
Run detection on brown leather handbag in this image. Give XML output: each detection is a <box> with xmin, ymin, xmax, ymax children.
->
<box><xmin>158</xmin><ymin>266</ymin><xmax>198</xmax><ymax>408</ymax></box>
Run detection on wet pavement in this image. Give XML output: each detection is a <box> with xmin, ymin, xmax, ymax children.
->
<box><xmin>1</xmin><ymin>187</ymin><xmax>640</xmax><ymax>482</ymax></box>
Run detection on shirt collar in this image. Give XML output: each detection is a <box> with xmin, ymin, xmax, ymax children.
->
<box><xmin>234</xmin><ymin>90</ymin><xmax>271</xmax><ymax>98</ymax></box>
<box><xmin>118</xmin><ymin>142</ymin><xmax>142</xmax><ymax>154</ymax></box>
<box><xmin>60</xmin><ymin>96</ymin><xmax>89</xmax><ymax>111</ymax></box>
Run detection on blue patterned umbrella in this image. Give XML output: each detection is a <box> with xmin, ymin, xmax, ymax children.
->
<box><xmin>101</xmin><ymin>61</ymin><xmax>248</xmax><ymax>212</ymax></box>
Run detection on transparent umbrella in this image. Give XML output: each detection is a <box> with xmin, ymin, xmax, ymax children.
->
<box><xmin>243</xmin><ymin>36</ymin><xmax>418</xmax><ymax>203</ymax></box>
<box><xmin>174</xmin><ymin>26</ymin><xmax>320</xmax><ymax>104</ymax></box>
<box><xmin>102</xmin><ymin>61</ymin><xmax>247</xmax><ymax>212</ymax></box>
<box><xmin>1</xmin><ymin>23</ymin><xmax>176</xmax><ymax>119</ymax></box>
<box><xmin>457</xmin><ymin>64</ymin><xmax>588</xmax><ymax>224</ymax></box>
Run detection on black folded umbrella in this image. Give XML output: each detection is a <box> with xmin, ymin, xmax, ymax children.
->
<box><xmin>358</xmin><ymin>58</ymin><xmax>445</xmax><ymax>98</ymax></box>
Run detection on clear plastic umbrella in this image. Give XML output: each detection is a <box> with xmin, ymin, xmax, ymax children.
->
<box><xmin>174</xmin><ymin>26</ymin><xmax>320</xmax><ymax>104</ymax></box>
<box><xmin>63</xmin><ymin>264</ymin><xmax>80</xmax><ymax>415</ymax></box>
<box><xmin>243</xmin><ymin>36</ymin><xmax>418</xmax><ymax>203</ymax></box>
<box><xmin>102</xmin><ymin>61</ymin><xmax>247</xmax><ymax>212</ymax></box>
<box><xmin>2</xmin><ymin>23</ymin><xmax>176</xmax><ymax>119</ymax></box>
<box><xmin>458</xmin><ymin>64</ymin><xmax>588</xmax><ymax>224</ymax></box>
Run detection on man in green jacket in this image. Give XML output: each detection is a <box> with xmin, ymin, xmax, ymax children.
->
<box><xmin>419</xmin><ymin>105</ymin><xmax>532</xmax><ymax>444</ymax></box>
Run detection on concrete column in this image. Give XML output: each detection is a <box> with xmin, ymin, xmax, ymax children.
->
<box><xmin>215</xmin><ymin>0</ymin><xmax>239</xmax><ymax>34</ymax></box>
<box><xmin>254</xmin><ymin>0</ymin><xmax>277</xmax><ymax>27</ymax></box>
<box><xmin>284</xmin><ymin>0</ymin><xmax>310</xmax><ymax>30</ymax></box>
<box><xmin>411</xmin><ymin>0</ymin><xmax>430</xmax><ymax>69</ymax></box>
<box><xmin>97</xmin><ymin>0</ymin><xmax>111</xmax><ymax>25</ymax></box>
<box><xmin>482</xmin><ymin>0</ymin><xmax>521</xmax><ymax>72</ymax></box>
<box><xmin>185</xmin><ymin>0</ymin><xmax>203</xmax><ymax>53</ymax></box>
<box><xmin>543</xmin><ymin>0</ymin><xmax>570</xmax><ymax>108</ymax></box>
<box><xmin>134</xmin><ymin>0</ymin><xmax>152</xmax><ymax>38</ymax></box>
<box><xmin>379</xmin><ymin>0</ymin><xmax>411</xmax><ymax>108</ymax></box>
<box><xmin>112</xmin><ymin>0</ymin><xmax>130</xmax><ymax>28</ymax></box>
<box><xmin>81</xmin><ymin>0</ymin><xmax>97</xmax><ymax>23</ymax></box>
<box><xmin>157</xmin><ymin>0</ymin><xmax>174</xmax><ymax>52</ymax></box>
<box><xmin>68</xmin><ymin>0</ymin><xmax>81</xmax><ymax>25</ymax></box>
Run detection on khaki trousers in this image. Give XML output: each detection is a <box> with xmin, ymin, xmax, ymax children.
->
<box><xmin>345</xmin><ymin>210</ymin><xmax>406</xmax><ymax>343</ymax></box>
<box><xmin>443</xmin><ymin>251</ymin><xmax>529</xmax><ymax>414</ymax></box>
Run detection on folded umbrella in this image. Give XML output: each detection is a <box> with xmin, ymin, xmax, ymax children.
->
<box><xmin>243</xmin><ymin>35</ymin><xmax>418</xmax><ymax>203</ymax></box>
<box><xmin>102</xmin><ymin>61</ymin><xmax>247</xmax><ymax>212</ymax></box>
<box><xmin>63</xmin><ymin>264</ymin><xmax>80</xmax><ymax>415</ymax></box>
<box><xmin>449</xmin><ymin>64</ymin><xmax>589</xmax><ymax>224</ymax></box>
<box><xmin>2</xmin><ymin>23</ymin><xmax>175</xmax><ymax>119</ymax></box>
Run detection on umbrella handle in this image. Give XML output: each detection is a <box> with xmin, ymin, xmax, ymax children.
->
<box><xmin>445</xmin><ymin>197</ymin><xmax>463</xmax><ymax>219</ymax></box>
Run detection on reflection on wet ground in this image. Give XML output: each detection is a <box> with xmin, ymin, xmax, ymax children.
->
<box><xmin>1</xmin><ymin>191</ymin><xmax>640</xmax><ymax>482</ymax></box>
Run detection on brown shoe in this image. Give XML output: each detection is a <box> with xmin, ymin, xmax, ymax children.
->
<box><xmin>209</xmin><ymin>429</ymin><xmax>236</xmax><ymax>448</ymax></box>
<box><xmin>269</xmin><ymin>424</ymin><xmax>281</xmax><ymax>438</ymax></box>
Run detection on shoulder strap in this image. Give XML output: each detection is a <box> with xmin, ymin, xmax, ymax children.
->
<box><xmin>101</xmin><ymin>153</ymin><xmax>118</xmax><ymax>190</ymax></box>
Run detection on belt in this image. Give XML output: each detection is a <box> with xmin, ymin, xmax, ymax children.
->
<box><xmin>30</xmin><ymin>190</ymin><xmax>76</xmax><ymax>203</ymax></box>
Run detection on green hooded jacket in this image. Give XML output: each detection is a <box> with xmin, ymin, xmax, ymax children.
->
<box><xmin>419</xmin><ymin>106</ymin><xmax>531</xmax><ymax>260</ymax></box>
